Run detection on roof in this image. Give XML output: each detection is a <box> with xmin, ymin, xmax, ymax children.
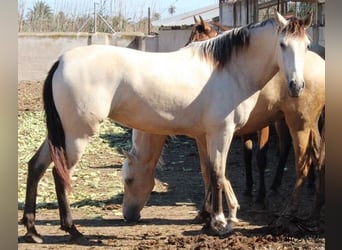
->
<box><xmin>152</xmin><ymin>4</ymin><xmax>219</xmax><ymax>27</ymax></box>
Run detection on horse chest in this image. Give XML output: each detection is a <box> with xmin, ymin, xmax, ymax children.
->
<box><xmin>233</xmin><ymin>93</ymin><xmax>260</xmax><ymax>129</ymax></box>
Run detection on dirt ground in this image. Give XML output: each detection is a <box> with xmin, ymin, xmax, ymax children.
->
<box><xmin>18</xmin><ymin>81</ymin><xmax>325</xmax><ymax>249</ymax></box>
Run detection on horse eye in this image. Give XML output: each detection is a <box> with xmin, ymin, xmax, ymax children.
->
<box><xmin>125</xmin><ymin>177</ymin><xmax>134</xmax><ymax>185</ymax></box>
<box><xmin>280</xmin><ymin>42</ymin><xmax>286</xmax><ymax>49</ymax></box>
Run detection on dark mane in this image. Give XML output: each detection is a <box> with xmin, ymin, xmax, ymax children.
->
<box><xmin>192</xmin><ymin>18</ymin><xmax>275</xmax><ymax>69</ymax></box>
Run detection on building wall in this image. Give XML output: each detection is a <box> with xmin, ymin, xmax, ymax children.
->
<box><xmin>18</xmin><ymin>32</ymin><xmax>144</xmax><ymax>81</ymax></box>
<box><xmin>145</xmin><ymin>28</ymin><xmax>193</xmax><ymax>52</ymax></box>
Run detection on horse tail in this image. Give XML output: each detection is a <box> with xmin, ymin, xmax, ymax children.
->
<box><xmin>43</xmin><ymin>60</ymin><xmax>72</xmax><ymax>192</ymax></box>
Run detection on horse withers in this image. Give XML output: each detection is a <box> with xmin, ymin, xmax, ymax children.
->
<box><xmin>22</xmin><ymin>9</ymin><xmax>311</xmax><ymax>243</ymax></box>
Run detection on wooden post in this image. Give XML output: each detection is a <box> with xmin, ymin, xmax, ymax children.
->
<box><xmin>148</xmin><ymin>7</ymin><xmax>151</xmax><ymax>35</ymax></box>
<box><xmin>94</xmin><ymin>2</ymin><xmax>97</xmax><ymax>33</ymax></box>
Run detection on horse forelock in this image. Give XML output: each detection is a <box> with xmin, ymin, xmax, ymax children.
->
<box><xmin>283</xmin><ymin>16</ymin><xmax>309</xmax><ymax>39</ymax></box>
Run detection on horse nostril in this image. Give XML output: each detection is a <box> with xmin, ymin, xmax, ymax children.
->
<box><xmin>289</xmin><ymin>80</ymin><xmax>295</xmax><ymax>89</ymax></box>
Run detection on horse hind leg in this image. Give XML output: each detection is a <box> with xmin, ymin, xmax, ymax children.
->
<box><xmin>282</xmin><ymin>127</ymin><xmax>320</xmax><ymax>217</ymax></box>
<box><xmin>22</xmin><ymin>139</ymin><xmax>52</xmax><ymax>243</ymax></box>
<box><xmin>270</xmin><ymin>120</ymin><xmax>292</xmax><ymax>192</ymax></box>
<box><xmin>255</xmin><ymin>126</ymin><xmax>269</xmax><ymax>203</ymax></box>
<box><xmin>309</xmin><ymin>123</ymin><xmax>325</xmax><ymax>220</ymax></box>
<box><xmin>52</xmin><ymin>135</ymin><xmax>90</xmax><ymax>243</ymax></box>
<box><xmin>242</xmin><ymin>134</ymin><xmax>253</xmax><ymax>196</ymax></box>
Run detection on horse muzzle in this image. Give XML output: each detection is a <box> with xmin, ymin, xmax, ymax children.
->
<box><xmin>288</xmin><ymin>79</ymin><xmax>305</xmax><ymax>97</ymax></box>
<box><xmin>123</xmin><ymin>205</ymin><xmax>141</xmax><ymax>222</ymax></box>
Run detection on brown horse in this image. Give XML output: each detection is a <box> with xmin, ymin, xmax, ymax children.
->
<box><xmin>187</xmin><ymin>15</ymin><xmax>324</xmax><ymax>204</ymax></box>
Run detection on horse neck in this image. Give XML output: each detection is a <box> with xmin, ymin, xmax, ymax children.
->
<box><xmin>230</xmin><ymin>22</ymin><xmax>280</xmax><ymax>91</ymax></box>
<box><xmin>132</xmin><ymin>130</ymin><xmax>165</xmax><ymax>167</ymax></box>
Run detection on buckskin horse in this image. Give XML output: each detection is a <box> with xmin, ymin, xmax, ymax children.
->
<box><xmin>22</xmin><ymin>10</ymin><xmax>311</xmax><ymax>243</ymax></box>
<box><xmin>125</xmin><ymin>12</ymin><xmax>324</xmax><ymax>230</ymax></box>
<box><xmin>186</xmin><ymin>14</ymin><xmax>325</xmax><ymax>204</ymax></box>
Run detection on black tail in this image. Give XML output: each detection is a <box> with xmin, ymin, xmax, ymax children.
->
<box><xmin>43</xmin><ymin>61</ymin><xmax>72</xmax><ymax>192</ymax></box>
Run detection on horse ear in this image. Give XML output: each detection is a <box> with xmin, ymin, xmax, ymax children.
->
<box><xmin>273</xmin><ymin>8</ymin><xmax>288</xmax><ymax>28</ymax></box>
<box><xmin>303</xmin><ymin>10</ymin><xmax>313</xmax><ymax>29</ymax></box>
<box><xmin>123</xmin><ymin>150</ymin><xmax>137</xmax><ymax>164</ymax></box>
<box><xmin>194</xmin><ymin>16</ymin><xmax>199</xmax><ymax>24</ymax></box>
<box><xmin>199</xmin><ymin>15</ymin><xmax>205</xmax><ymax>26</ymax></box>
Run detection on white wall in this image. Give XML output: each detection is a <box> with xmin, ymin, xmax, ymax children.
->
<box><xmin>18</xmin><ymin>32</ymin><xmax>143</xmax><ymax>81</ymax></box>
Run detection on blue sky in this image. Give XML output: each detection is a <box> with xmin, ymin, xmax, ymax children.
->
<box><xmin>19</xmin><ymin>0</ymin><xmax>218</xmax><ymax>21</ymax></box>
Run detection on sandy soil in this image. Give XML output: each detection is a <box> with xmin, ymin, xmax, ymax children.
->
<box><xmin>18</xmin><ymin>81</ymin><xmax>325</xmax><ymax>249</ymax></box>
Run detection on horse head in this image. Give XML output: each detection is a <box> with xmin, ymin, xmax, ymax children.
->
<box><xmin>185</xmin><ymin>15</ymin><xmax>218</xmax><ymax>45</ymax></box>
<box><xmin>274</xmin><ymin>9</ymin><xmax>312</xmax><ymax>97</ymax></box>
<box><xmin>121</xmin><ymin>149</ymin><xmax>155</xmax><ymax>222</ymax></box>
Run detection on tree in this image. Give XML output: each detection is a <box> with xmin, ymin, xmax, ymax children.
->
<box><xmin>26</xmin><ymin>1</ymin><xmax>53</xmax><ymax>31</ymax></box>
<box><xmin>27</xmin><ymin>1</ymin><xmax>52</xmax><ymax>21</ymax></box>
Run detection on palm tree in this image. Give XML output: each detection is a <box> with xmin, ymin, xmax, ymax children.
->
<box><xmin>26</xmin><ymin>1</ymin><xmax>53</xmax><ymax>31</ymax></box>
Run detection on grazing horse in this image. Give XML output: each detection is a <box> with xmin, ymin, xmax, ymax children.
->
<box><xmin>126</xmin><ymin>13</ymin><xmax>324</xmax><ymax>226</ymax></box>
<box><xmin>22</xmin><ymin>10</ymin><xmax>310</xmax><ymax>243</ymax></box>
<box><xmin>123</xmin><ymin>49</ymin><xmax>324</xmax><ymax>227</ymax></box>
<box><xmin>187</xmin><ymin>15</ymin><xmax>325</xmax><ymax>203</ymax></box>
<box><xmin>122</xmin><ymin>11</ymin><xmax>312</xmax><ymax>232</ymax></box>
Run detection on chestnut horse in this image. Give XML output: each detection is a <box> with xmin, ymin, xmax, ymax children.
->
<box><xmin>187</xmin><ymin>15</ymin><xmax>325</xmax><ymax>203</ymax></box>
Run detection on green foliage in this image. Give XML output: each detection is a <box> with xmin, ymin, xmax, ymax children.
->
<box><xmin>25</xmin><ymin>1</ymin><xmax>53</xmax><ymax>32</ymax></box>
<box><xmin>18</xmin><ymin>0</ymin><xmax>161</xmax><ymax>34</ymax></box>
<box><xmin>18</xmin><ymin>111</ymin><xmax>131</xmax><ymax>210</ymax></box>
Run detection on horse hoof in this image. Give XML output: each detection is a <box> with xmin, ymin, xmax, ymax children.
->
<box><xmin>24</xmin><ymin>232</ymin><xmax>43</xmax><ymax>244</ymax></box>
<box><xmin>193</xmin><ymin>214</ymin><xmax>206</xmax><ymax>224</ymax></box>
<box><xmin>211</xmin><ymin>222</ymin><xmax>233</xmax><ymax>236</ymax></box>
<box><xmin>210</xmin><ymin>215</ymin><xmax>233</xmax><ymax>235</ymax></box>
<box><xmin>193</xmin><ymin>210</ymin><xmax>211</xmax><ymax>224</ymax></box>
<box><xmin>70</xmin><ymin>234</ymin><xmax>91</xmax><ymax>245</ymax></box>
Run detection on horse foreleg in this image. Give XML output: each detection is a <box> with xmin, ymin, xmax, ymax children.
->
<box><xmin>242</xmin><ymin>134</ymin><xmax>253</xmax><ymax>196</ymax></box>
<box><xmin>206</xmin><ymin>129</ymin><xmax>235</xmax><ymax>235</ymax></box>
<box><xmin>22</xmin><ymin>140</ymin><xmax>51</xmax><ymax>243</ymax></box>
<box><xmin>222</xmin><ymin>178</ymin><xmax>240</xmax><ymax>223</ymax></box>
<box><xmin>196</xmin><ymin>135</ymin><xmax>239</xmax><ymax>225</ymax></box>
<box><xmin>256</xmin><ymin>126</ymin><xmax>269</xmax><ymax>203</ymax></box>
<box><xmin>270</xmin><ymin>120</ymin><xmax>292</xmax><ymax>192</ymax></box>
<box><xmin>194</xmin><ymin>136</ymin><xmax>212</xmax><ymax>223</ymax></box>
